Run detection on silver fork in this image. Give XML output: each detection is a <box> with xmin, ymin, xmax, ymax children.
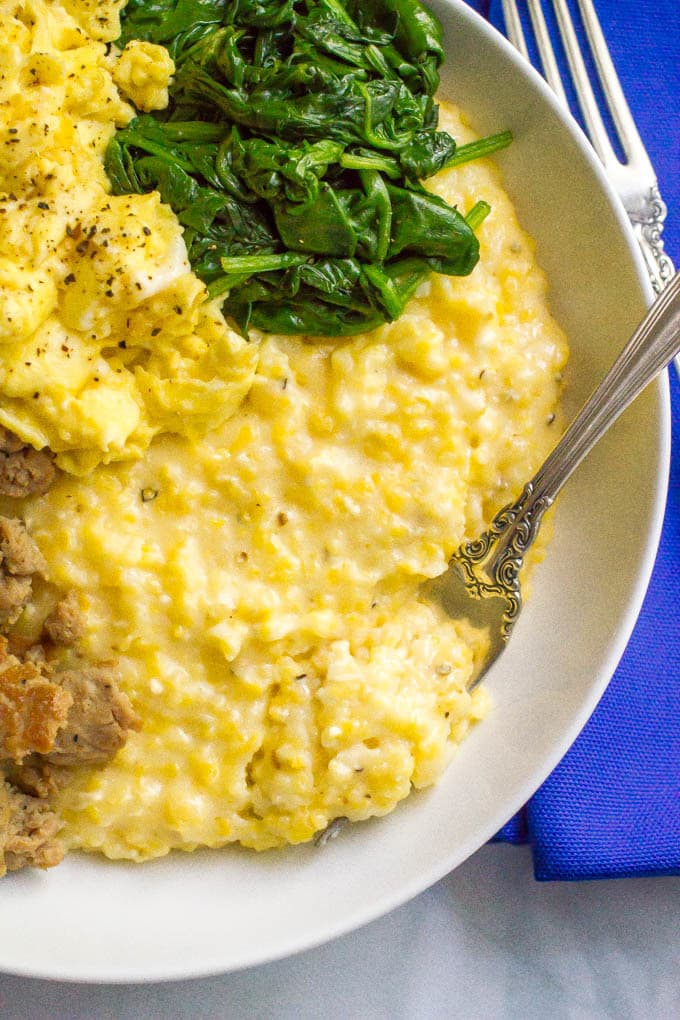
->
<box><xmin>502</xmin><ymin>0</ymin><xmax>675</xmax><ymax>295</ymax></box>
<box><xmin>424</xmin><ymin>270</ymin><xmax>680</xmax><ymax>685</ymax></box>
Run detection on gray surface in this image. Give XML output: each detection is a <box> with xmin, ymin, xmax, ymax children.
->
<box><xmin>1</xmin><ymin>844</ymin><xmax>678</xmax><ymax>1019</ymax></box>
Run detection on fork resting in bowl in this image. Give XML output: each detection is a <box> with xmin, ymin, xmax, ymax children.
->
<box><xmin>424</xmin><ymin>269</ymin><xmax>680</xmax><ymax>685</ymax></box>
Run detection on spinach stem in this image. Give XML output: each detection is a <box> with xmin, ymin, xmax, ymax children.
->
<box><xmin>340</xmin><ymin>153</ymin><xmax>401</xmax><ymax>177</ymax></box>
<box><xmin>220</xmin><ymin>253</ymin><xmax>310</xmax><ymax>274</ymax></box>
<box><xmin>465</xmin><ymin>200</ymin><xmax>491</xmax><ymax>231</ymax></box>
<box><xmin>445</xmin><ymin>131</ymin><xmax>513</xmax><ymax>168</ymax></box>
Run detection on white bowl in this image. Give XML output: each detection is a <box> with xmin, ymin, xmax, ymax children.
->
<box><xmin>0</xmin><ymin>0</ymin><xmax>670</xmax><ymax>983</ymax></box>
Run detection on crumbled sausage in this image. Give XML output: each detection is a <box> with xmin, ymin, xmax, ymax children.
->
<box><xmin>0</xmin><ymin>430</ymin><xmax>23</xmax><ymax>455</ymax></box>
<box><xmin>0</xmin><ymin>639</ymin><xmax>73</xmax><ymax>761</ymax></box>
<box><xmin>0</xmin><ymin>574</ymin><xmax>33</xmax><ymax>630</ymax></box>
<box><xmin>4</xmin><ymin>756</ymin><xmax>70</xmax><ymax>800</ymax></box>
<box><xmin>0</xmin><ymin>516</ymin><xmax>46</xmax><ymax>577</ymax></box>
<box><xmin>0</xmin><ymin>779</ymin><xmax>64</xmax><ymax>878</ymax></box>
<box><xmin>0</xmin><ymin>516</ymin><xmax>46</xmax><ymax>629</ymax></box>
<box><xmin>1</xmin><ymin>641</ymin><xmax>140</xmax><ymax>769</ymax></box>
<box><xmin>0</xmin><ymin>649</ymin><xmax>141</xmax><ymax>877</ymax></box>
<box><xmin>0</xmin><ymin>428</ymin><xmax>56</xmax><ymax>499</ymax></box>
<box><xmin>43</xmin><ymin>591</ymin><xmax>86</xmax><ymax>647</ymax></box>
<box><xmin>0</xmin><ymin>499</ymin><xmax>143</xmax><ymax>879</ymax></box>
<box><xmin>46</xmin><ymin>664</ymin><xmax>141</xmax><ymax>767</ymax></box>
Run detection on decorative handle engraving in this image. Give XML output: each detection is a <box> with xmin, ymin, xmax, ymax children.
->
<box><xmin>454</xmin><ymin>483</ymin><xmax>553</xmax><ymax>640</ymax></box>
<box><xmin>628</xmin><ymin>185</ymin><xmax>675</xmax><ymax>296</ymax></box>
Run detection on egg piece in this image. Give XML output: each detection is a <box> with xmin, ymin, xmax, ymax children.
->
<box><xmin>59</xmin><ymin>0</ymin><xmax>126</xmax><ymax>43</ymax></box>
<box><xmin>58</xmin><ymin>194</ymin><xmax>191</xmax><ymax>337</ymax></box>
<box><xmin>112</xmin><ymin>40</ymin><xmax>176</xmax><ymax>112</ymax></box>
<box><xmin>0</xmin><ymin>261</ymin><xmax>57</xmax><ymax>344</ymax></box>
<box><xmin>0</xmin><ymin>0</ymin><xmax>257</xmax><ymax>472</ymax></box>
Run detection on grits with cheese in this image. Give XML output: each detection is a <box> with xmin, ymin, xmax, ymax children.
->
<box><xmin>0</xmin><ymin>1</ymin><xmax>568</xmax><ymax>859</ymax></box>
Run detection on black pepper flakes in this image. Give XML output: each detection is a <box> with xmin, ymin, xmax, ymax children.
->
<box><xmin>141</xmin><ymin>488</ymin><xmax>159</xmax><ymax>503</ymax></box>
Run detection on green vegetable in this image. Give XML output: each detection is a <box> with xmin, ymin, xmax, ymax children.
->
<box><xmin>109</xmin><ymin>0</ymin><xmax>512</xmax><ymax>337</ymax></box>
<box><xmin>445</xmin><ymin>131</ymin><xmax>513</xmax><ymax>168</ymax></box>
<box><xmin>465</xmin><ymin>200</ymin><xmax>491</xmax><ymax>232</ymax></box>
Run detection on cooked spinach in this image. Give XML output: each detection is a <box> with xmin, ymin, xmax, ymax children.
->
<box><xmin>109</xmin><ymin>0</ymin><xmax>511</xmax><ymax>336</ymax></box>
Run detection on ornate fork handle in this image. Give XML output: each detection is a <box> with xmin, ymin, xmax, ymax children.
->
<box><xmin>627</xmin><ymin>186</ymin><xmax>676</xmax><ymax>296</ymax></box>
<box><xmin>461</xmin><ymin>269</ymin><xmax>680</xmax><ymax>638</ymax></box>
<box><xmin>453</xmin><ymin>482</ymin><xmax>550</xmax><ymax>642</ymax></box>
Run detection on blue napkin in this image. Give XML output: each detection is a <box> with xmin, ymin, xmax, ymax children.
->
<box><xmin>463</xmin><ymin>0</ymin><xmax>680</xmax><ymax>879</ymax></box>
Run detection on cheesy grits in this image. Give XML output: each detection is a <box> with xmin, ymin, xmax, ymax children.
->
<box><xmin>0</xmin><ymin>1</ymin><xmax>568</xmax><ymax>860</ymax></box>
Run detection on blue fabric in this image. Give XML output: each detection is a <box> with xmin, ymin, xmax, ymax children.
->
<box><xmin>463</xmin><ymin>0</ymin><xmax>680</xmax><ymax>879</ymax></box>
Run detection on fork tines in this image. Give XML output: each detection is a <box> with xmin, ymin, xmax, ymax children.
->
<box><xmin>501</xmin><ymin>0</ymin><xmax>651</xmax><ymax>176</ymax></box>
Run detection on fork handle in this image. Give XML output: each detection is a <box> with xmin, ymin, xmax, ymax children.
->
<box><xmin>476</xmin><ymin>268</ymin><xmax>680</xmax><ymax>596</ymax></box>
<box><xmin>628</xmin><ymin>185</ymin><xmax>676</xmax><ymax>297</ymax></box>
<box><xmin>532</xmin><ymin>269</ymin><xmax>680</xmax><ymax>505</ymax></box>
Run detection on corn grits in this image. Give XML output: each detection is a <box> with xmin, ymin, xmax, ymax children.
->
<box><xmin>0</xmin><ymin>1</ymin><xmax>568</xmax><ymax>859</ymax></box>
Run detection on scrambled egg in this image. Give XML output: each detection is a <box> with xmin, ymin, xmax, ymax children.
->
<box><xmin>0</xmin><ymin>0</ymin><xmax>256</xmax><ymax>473</ymax></box>
<box><xmin>1</xmin><ymin>4</ymin><xmax>568</xmax><ymax>859</ymax></box>
<box><xmin>112</xmin><ymin>39</ymin><xmax>176</xmax><ymax>112</ymax></box>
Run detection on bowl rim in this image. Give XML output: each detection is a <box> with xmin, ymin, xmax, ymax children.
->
<box><xmin>0</xmin><ymin>0</ymin><xmax>671</xmax><ymax>984</ymax></box>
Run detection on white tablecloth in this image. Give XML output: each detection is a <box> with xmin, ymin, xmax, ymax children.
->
<box><xmin>2</xmin><ymin>844</ymin><xmax>678</xmax><ymax>1018</ymax></box>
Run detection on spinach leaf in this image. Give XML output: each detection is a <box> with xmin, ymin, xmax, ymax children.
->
<box><xmin>110</xmin><ymin>0</ymin><xmax>512</xmax><ymax>337</ymax></box>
